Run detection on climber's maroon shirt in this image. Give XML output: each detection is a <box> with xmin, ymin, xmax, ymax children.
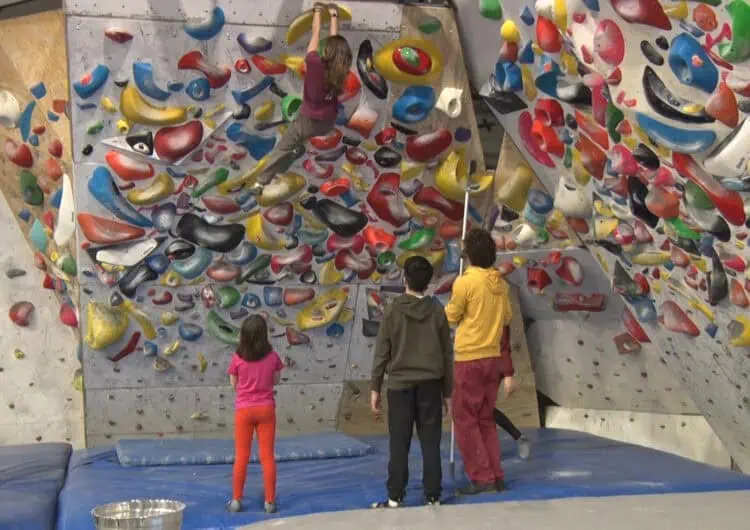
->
<box><xmin>301</xmin><ymin>51</ymin><xmax>338</xmax><ymax>122</ymax></box>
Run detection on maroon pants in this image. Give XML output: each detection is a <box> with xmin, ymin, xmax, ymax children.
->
<box><xmin>453</xmin><ymin>357</ymin><xmax>504</xmax><ymax>484</ymax></box>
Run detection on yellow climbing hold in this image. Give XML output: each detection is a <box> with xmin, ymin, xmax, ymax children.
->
<box><xmin>682</xmin><ymin>103</ymin><xmax>705</xmax><ymax>114</ymax></box>
<box><xmin>161</xmin><ymin>312</ymin><xmax>179</xmax><ymax>326</ymax></box>
<box><xmin>554</xmin><ymin>0</ymin><xmax>568</xmax><ymax>30</ymax></box>
<box><xmin>664</xmin><ymin>1</ymin><xmax>688</xmax><ymax>20</ymax></box>
<box><xmin>279</xmin><ymin>54</ymin><xmax>305</xmax><ymax>76</ymax></box>
<box><xmin>594</xmin><ymin>200</ymin><xmax>614</xmax><ymax>217</ymax></box>
<box><xmin>500</xmin><ymin>20</ymin><xmax>520</xmax><ymax>43</ymax></box>
<box><xmin>495</xmin><ymin>163</ymin><xmax>533</xmax><ymax>212</ymax></box>
<box><xmin>297</xmin><ymin>288</ymin><xmax>349</xmax><ymax>330</ymax></box>
<box><xmin>285</xmin><ymin>4</ymin><xmax>353</xmax><ymax>45</ymax></box>
<box><xmin>191</xmin><ymin>411</ymin><xmax>208</xmax><ymax>421</ymax></box>
<box><xmin>84</xmin><ymin>301</ymin><xmax>129</xmax><ymax>350</ymax></box>
<box><xmin>730</xmin><ymin>315</ymin><xmax>750</xmax><ymax>347</ymax></box>
<box><xmin>198</xmin><ymin>352</ymin><xmax>208</xmax><ymax>373</ymax></box>
<box><xmin>161</xmin><ymin>271</ymin><xmax>181</xmax><ymax>287</ymax></box>
<box><xmin>513</xmin><ymin>255</ymin><xmax>528</xmax><ymax>267</ymax></box>
<box><xmin>257</xmin><ymin>172</ymin><xmax>306</xmax><ymax>207</ymax></box>
<box><xmin>126</xmin><ymin>172</ymin><xmax>176</xmax><ymax>206</ymax></box>
<box><xmin>246</xmin><ymin>212</ymin><xmax>287</xmax><ymax>250</ymax></box>
<box><xmin>336</xmin><ymin>308</ymin><xmax>355</xmax><ymax>325</ymax></box>
<box><xmin>320</xmin><ymin>260</ymin><xmax>345</xmax><ymax>285</ymax></box>
<box><xmin>400</xmin><ymin>160</ymin><xmax>425</xmax><ymax>181</ymax></box>
<box><xmin>164</xmin><ymin>340</ymin><xmax>180</xmax><ymax>357</ymax></box>
<box><xmin>205</xmin><ymin>104</ymin><xmax>226</xmax><ymax>118</ymax></box>
<box><xmin>120</xmin><ymin>85</ymin><xmax>187</xmax><ymax>126</ymax></box>
<box><xmin>689</xmin><ymin>298</ymin><xmax>715</xmax><ymax>321</ymax></box>
<box><xmin>121</xmin><ymin>300</ymin><xmax>157</xmax><ymax>340</ymax></box>
<box><xmin>292</xmin><ymin>201</ymin><xmax>326</xmax><ymax>230</ymax></box>
<box><xmin>690</xmin><ymin>257</ymin><xmax>708</xmax><ymax>272</ymax></box>
<box><xmin>595</xmin><ymin>252</ymin><xmax>609</xmax><ymax>272</ymax></box>
<box><xmin>14</xmin><ymin>349</ymin><xmax>25</xmax><ymax>359</ymax></box>
<box><xmin>652</xmin><ymin>280</ymin><xmax>662</xmax><ymax>293</ymax></box>
<box><xmin>631</xmin><ymin>251</ymin><xmax>671</xmax><ymax>266</ymax></box>
<box><xmin>254</xmin><ymin>100</ymin><xmax>275</xmax><ymax>122</ymax></box>
<box><xmin>436</xmin><ymin>149</ymin><xmax>493</xmax><ymax>202</ymax></box>
<box><xmin>560</xmin><ymin>51</ymin><xmax>578</xmax><ymax>75</ymax></box>
<box><xmin>594</xmin><ymin>218</ymin><xmax>618</xmax><ymax>238</ymax></box>
<box><xmin>521</xmin><ymin>65</ymin><xmax>537</xmax><ymax>101</ymax></box>
<box><xmin>101</xmin><ymin>96</ymin><xmax>117</xmax><ymax>113</ymax></box>
<box><xmin>374</xmin><ymin>38</ymin><xmax>444</xmax><ymax>85</ymax></box>
<box><xmin>116</xmin><ymin>119</ymin><xmax>130</xmax><ymax>135</ymax></box>
<box><xmin>72</xmin><ymin>371</ymin><xmax>83</xmax><ymax>392</ymax></box>
<box><xmin>362</xmin><ymin>141</ymin><xmax>378</xmax><ymax>152</ymax></box>
<box><xmin>218</xmin><ymin>159</ymin><xmax>268</xmax><ymax>195</ymax></box>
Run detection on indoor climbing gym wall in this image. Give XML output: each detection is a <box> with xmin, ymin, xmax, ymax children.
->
<box><xmin>0</xmin><ymin>9</ymin><xmax>84</xmax><ymax>446</ymax></box>
<box><xmin>471</xmin><ymin>0</ymin><xmax>750</xmax><ymax>470</ymax></box>
<box><xmin>64</xmin><ymin>0</ymin><xmax>488</xmax><ymax>444</ymax></box>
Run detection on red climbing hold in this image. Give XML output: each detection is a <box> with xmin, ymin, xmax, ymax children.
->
<box><xmin>235</xmin><ymin>58</ymin><xmax>251</xmax><ymax>74</ymax></box>
<box><xmin>646</xmin><ymin>186</ymin><xmax>680</xmax><ymax>218</ymax></box>
<box><xmin>706</xmin><ymin>82</ymin><xmax>739</xmax><ymax>128</ymax></box>
<box><xmin>611</xmin><ymin>0</ymin><xmax>671</xmax><ymax>31</ymax></box>
<box><xmin>670</xmin><ymin>246</ymin><xmax>690</xmax><ymax>267</ymax></box>
<box><xmin>4</xmin><ymin>139</ymin><xmax>33</xmax><ymax>168</ymax></box>
<box><xmin>519</xmin><ymin>111</ymin><xmax>554</xmax><ymax>167</ymax></box>
<box><xmin>393</xmin><ymin>46</ymin><xmax>432</xmax><ymax>76</ymax></box>
<box><xmin>659</xmin><ymin>301</ymin><xmax>699</xmax><ymax>337</ymax></box>
<box><xmin>105</xmin><ymin>150</ymin><xmax>155</xmax><ymax>181</ymax></box>
<box><xmin>536</xmin><ymin>16</ymin><xmax>562</xmax><ymax>53</ymax></box>
<box><xmin>363</xmin><ymin>226</ymin><xmax>397</xmax><ymax>250</ymax></box>
<box><xmin>367</xmin><ymin>173</ymin><xmax>410</xmax><ymax>227</ymax></box>
<box><xmin>9</xmin><ymin>301</ymin><xmax>34</xmax><ymax>326</ymax></box>
<box><xmin>594</xmin><ymin>20</ymin><xmax>625</xmax><ymax>67</ymax></box>
<box><xmin>154</xmin><ymin>121</ymin><xmax>204</xmax><ymax>163</ymax></box>
<box><xmin>553</xmin><ymin>293</ymin><xmax>607</xmax><ymax>312</ymax></box>
<box><xmin>531</xmin><ymin>119</ymin><xmax>565</xmax><ymax>157</ymax></box>
<box><xmin>48</xmin><ymin>139</ymin><xmax>63</xmax><ymax>158</ymax></box>
<box><xmin>178</xmin><ymin>50</ymin><xmax>232</xmax><ymax>88</ymax></box>
<box><xmin>730</xmin><ymin>278</ymin><xmax>749</xmax><ymax>308</ymax></box>
<box><xmin>283</xmin><ymin>287</ymin><xmax>316</xmax><ymax>306</ymax></box>
<box><xmin>413</xmin><ymin>186</ymin><xmax>464</xmax><ymax>222</ymax></box>
<box><xmin>345</xmin><ymin>147</ymin><xmax>368</xmax><ymax>165</ymax></box>
<box><xmin>575</xmin><ymin>133</ymin><xmax>607</xmax><ymax>180</ymax></box>
<box><xmin>286</xmin><ymin>327</ymin><xmax>311</xmax><ymax>346</ymax></box>
<box><xmin>499</xmin><ymin>41</ymin><xmax>519</xmax><ymax>63</ymax></box>
<box><xmin>251</xmin><ymin>55</ymin><xmax>287</xmax><ymax>75</ymax></box>
<box><xmin>623</xmin><ymin>307</ymin><xmax>651</xmax><ymax>343</ymax></box>
<box><xmin>614</xmin><ymin>332</ymin><xmax>641</xmax><ymax>354</ymax></box>
<box><xmin>527</xmin><ymin>267</ymin><xmax>552</xmax><ymax>294</ymax></box>
<box><xmin>77</xmin><ymin>213</ymin><xmax>146</xmax><ymax>244</ymax></box>
<box><xmin>534</xmin><ymin>99</ymin><xmax>564</xmax><ymax>127</ymax></box>
<box><xmin>321</xmin><ymin>178</ymin><xmax>351</xmax><ymax>197</ymax></box>
<box><xmin>202</xmin><ymin>195</ymin><xmax>241</xmax><ymax>215</ymax></box>
<box><xmin>45</xmin><ymin>158</ymin><xmax>63</xmax><ymax>181</ymax></box>
<box><xmin>59</xmin><ymin>303</ymin><xmax>78</xmax><ymax>328</ymax></box>
<box><xmin>326</xmin><ymin>233</ymin><xmax>365</xmax><ymax>254</ymax></box>
<box><xmin>575</xmin><ymin>110</ymin><xmax>609</xmax><ymax>150</ymax></box>
<box><xmin>555</xmin><ymin>256</ymin><xmax>583</xmax><ymax>286</ymax></box>
<box><xmin>334</xmin><ymin>249</ymin><xmax>376</xmax><ymax>280</ymax></box>
<box><xmin>375</xmin><ymin>127</ymin><xmax>397</xmax><ymax>146</ymax></box>
<box><xmin>633</xmin><ymin>220</ymin><xmax>654</xmax><ymax>243</ymax></box>
<box><xmin>406</xmin><ymin>129</ymin><xmax>452</xmax><ymax>162</ymax></box>
<box><xmin>263</xmin><ymin>202</ymin><xmax>294</xmax><ymax>226</ymax></box>
<box><xmin>693</xmin><ymin>5</ymin><xmax>718</xmax><ymax>32</ymax></box>
<box><xmin>309</xmin><ymin>129</ymin><xmax>342</xmax><ymax>150</ymax></box>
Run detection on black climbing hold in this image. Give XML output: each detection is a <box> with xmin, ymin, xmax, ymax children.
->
<box><xmin>315</xmin><ymin>145</ymin><xmax>346</xmax><ymax>163</ymax></box>
<box><xmin>374</xmin><ymin>146</ymin><xmax>402</xmax><ymax>168</ymax></box>
<box><xmin>82</xmin><ymin>144</ymin><xmax>93</xmax><ymax>156</ymax></box>
<box><xmin>362</xmin><ymin>318</ymin><xmax>380</xmax><ymax>337</ymax></box>
<box><xmin>300</xmin><ymin>196</ymin><xmax>318</xmax><ymax>210</ymax></box>
<box><xmin>300</xmin><ymin>270</ymin><xmax>317</xmax><ymax>284</ymax></box>
<box><xmin>357</xmin><ymin>40</ymin><xmax>388</xmax><ymax>99</ymax></box>
<box><xmin>640</xmin><ymin>41</ymin><xmax>664</xmax><ymax>66</ymax></box>
<box><xmin>193</xmin><ymin>108</ymin><xmax>203</xmax><ymax>119</ymax></box>
<box><xmin>342</xmin><ymin>136</ymin><xmax>361</xmax><ymax>147</ymax></box>
<box><xmin>175</xmin><ymin>214</ymin><xmax>245</xmax><ymax>253</ymax></box>
<box><xmin>708</xmin><ymin>251</ymin><xmax>728</xmax><ymax>305</ymax></box>
<box><xmin>307</xmin><ymin>185</ymin><xmax>319</xmax><ymax>194</ymax></box>
<box><xmin>628</xmin><ymin>176</ymin><xmax>659</xmax><ymax>228</ymax></box>
<box><xmin>232</xmin><ymin>104</ymin><xmax>251</xmax><ymax>120</ymax></box>
<box><xmin>655</xmin><ymin>36</ymin><xmax>669</xmax><ymax>50</ymax></box>
<box><xmin>126</xmin><ymin>131</ymin><xmax>154</xmax><ymax>155</ymax></box>
<box><xmin>118</xmin><ymin>263</ymin><xmax>158</xmax><ymax>299</ymax></box>
<box><xmin>633</xmin><ymin>143</ymin><xmax>659</xmax><ymax>170</ymax></box>
<box><xmin>269</xmin><ymin>80</ymin><xmax>287</xmax><ymax>99</ymax></box>
<box><xmin>565</xmin><ymin>113</ymin><xmax>577</xmax><ymax>129</ymax></box>
<box><xmin>391</xmin><ymin>121</ymin><xmax>418</xmax><ymax>136</ymax></box>
<box><xmin>165</xmin><ymin>239</ymin><xmax>196</xmax><ymax>261</ymax></box>
<box><xmin>313</xmin><ymin>199</ymin><xmax>369</xmax><ymax>238</ymax></box>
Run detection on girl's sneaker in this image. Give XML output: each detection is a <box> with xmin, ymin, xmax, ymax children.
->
<box><xmin>371</xmin><ymin>498</ymin><xmax>402</xmax><ymax>509</ymax></box>
<box><xmin>264</xmin><ymin>501</ymin><xmax>277</xmax><ymax>514</ymax></box>
<box><xmin>518</xmin><ymin>435</ymin><xmax>531</xmax><ymax>460</ymax></box>
<box><xmin>228</xmin><ymin>499</ymin><xmax>242</xmax><ymax>513</ymax></box>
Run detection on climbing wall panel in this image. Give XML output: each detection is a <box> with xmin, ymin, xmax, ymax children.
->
<box><xmin>473</xmin><ymin>0</ymin><xmax>750</xmax><ymax>469</ymax></box>
<box><xmin>66</xmin><ymin>1</ymin><xmax>488</xmax><ymax>440</ymax></box>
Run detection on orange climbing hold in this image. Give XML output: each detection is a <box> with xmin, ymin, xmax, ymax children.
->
<box><xmin>693</xmin><ymin>4</ymin><xmax>718</xmax><ymax>32</ymax></box>
<box><xmin>705</xmin><ymin>82</ymin><xmax>739</xmax><ymax>127</ymax></box>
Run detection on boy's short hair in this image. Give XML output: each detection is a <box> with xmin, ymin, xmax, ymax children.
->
<box><xmin>464</xmin><ymin>228</ymin><xmax>496</xmax><ymax>268</ymax></box>
<box><xmin>404</xmin><ymin>256</ymin><xmax>433</xmax><ymax>293</ymax></box>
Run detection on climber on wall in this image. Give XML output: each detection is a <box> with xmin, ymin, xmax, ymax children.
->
<box><xmin>249</xmin><ymin>2</ymin><xmax>353</xmax><ymax>195</ymax></box>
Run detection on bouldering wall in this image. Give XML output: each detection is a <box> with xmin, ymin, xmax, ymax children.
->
<box><xmin>467</xmin><ymin>0</ymin><xmax>750</xmax><ymax>470</ymax></box>
<box><xmin>64</xmin><ymin>0</ymin><xmax>491</xmax><ymax>444</ymax></box>
<box><xmin>0</xmin><ymin>8</ymin><xmax>83</xmax><ymax>446</ymax></box>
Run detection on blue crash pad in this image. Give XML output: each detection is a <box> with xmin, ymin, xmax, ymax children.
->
<box><xmin>117</xmin><ymin>433</ymin><xmax>373</xmax><ymax>467</ymax></box>
<box><xmin>0</xmin><ymin>443</ymin><xmax>72</xmax><ymax>530</ymax></box>
<box><xmin>57</xmin><ymin>429</ymin><xmax>750</xmax><ymax>530</ymax></box>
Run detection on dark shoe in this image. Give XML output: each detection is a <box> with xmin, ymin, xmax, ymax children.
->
<box><xmin>495</xmin><ymin>479</ymin><xmax>507</xmax><ymax>492</ymax></box>
<box><xmin>371</xmin><ymin>497</ymin><xmax>402</xmax><ymax>509</ymax></box>
<box><xmin>457</xmin><ymin>482</ymin><xmax>495</xmax><ymax>496</ymax></box>
<box><xmin>425</xmin><ymin>495</ymin><xmax>441</xmax><ymax>506</ymax></box>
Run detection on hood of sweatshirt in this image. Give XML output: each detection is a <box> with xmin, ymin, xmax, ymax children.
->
<box><xmin>465</xmin><ymin>266</ymin><xmax>509</xmax><ymax>295</ymax></box>
<box><xmin>390</xmin><ymin>294</ymin><xmax>437</xmax><ymax>321</ymax></box>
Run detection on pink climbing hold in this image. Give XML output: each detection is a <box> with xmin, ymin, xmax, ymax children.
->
<box><xmin>633</xmin><ymin>220</ymin><xmax>654</xmax><ymax>243</ymax></box>
<box><xmin>555</xmin><ymin>256</ymin><xmax>583</xmax><ymax>286</ymax></box>
<box><xmin>611</xmin><ymin>0</ymin><xmax>671</xmax><ymax>31</ymax></box>
<box><xmin>730</xmin><ymin>278</ymin><xmax>749</xmax><ymax>308</ymax></box>
<box><xmin>9</xmin><ymin>301</ymin><xmax>34</xmax><ymax>327</ymax></box>
<box><xmin>536</xmin><ymin>16</ymin><xmax>562</xmax><ymax>53</ymax></box>
<box><xmin>594</xmin><ymin>20</ymin><xmax>626</xmax><ymax>67</ymax></box>
<box><xmin>263</xmin><ymin>202</ymin><xmax>294</xmax><ymax>226</ymax></box>
<box><xmin>659</xmin><ymin>301</ymin><xmax>699</xmax><ymax>337</ymax></box>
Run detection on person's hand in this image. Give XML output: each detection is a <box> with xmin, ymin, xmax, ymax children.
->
<box><xmin>504</xmin><ymin>376</ymin><xmax>517</xmax><ymax>396</ymax></box>
<box><xmin>371</xmin><ymin>391</ymin><xmax>382</xmax><ymax>416</ymax></box>
<box><xmin>327</xmin><ymin>3</ymin><xmax>339</xmax><ymax>16</ymax></box>
<box><xmin>443</xmin><ymin>398</ymin><xmax>451</xmax><ymax>417</ymax></box>
<box><xmin>313</xmin><ymin>3</ymin><xmax>325</xmax><ymax>12</ymax></box>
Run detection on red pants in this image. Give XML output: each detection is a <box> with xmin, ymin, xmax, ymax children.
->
<box><xmin>453</xmin><ymin>357</ymin><xmax>504</xmax><ymax>484</ymax></box>
<box><xmin>233</xmin><ymin>405</ymin><xmax>276</xmax><ymax>503</ymax></box>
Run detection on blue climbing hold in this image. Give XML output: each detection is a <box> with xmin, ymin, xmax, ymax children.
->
<box><xmin>47</xmin><ymin>111</ymin><xmax>59</xmax><ymax>122</ymax></box>
<box><xmin>172</xmin><ymin>248</ymin><xmax>214</xmax><ymax>279</ymax></box>
<box><xmin>73</xmin><ymin>65</ymin><xmax>110</xmax><ymax>99</ymax></box>
<box><xmin>18</xmin><ymin>209</ymin><xmax>31</xmax><ymax>222</ymax></box>
<box><xmin>146</xmin><ymin>254</ymin><xmax>170</xmax><ymax>274</ymax></box>
<box><xmin>635</xmin><ymin>113</ymin><xmax>716</xmax><ymax>154</ymax></box>
<box><xmin>392</xmin><ymin>86</ymin><xmax>436</xmax><ymax>123</ymax></box>
<box><xmin>502</xmin><ymin>63</ymin><xmax>523</xmax><ymax>92</ymax></box>
<box><xmin>168</xmin><ymin>82</ymin><xmax>185</xmax><ymax>92</ymax></box>
<box><xmin>520</xmin><ymin>6</ymin><xmax>535</xmax><ymax>26</ymax></box>
<box><xmin>699</xmin><ymin>235</ymin><xmax>715</xmax><ymax>257</ymax></box>
<box><xmin>88</xmin><ymin>166</ymin><xmax>153</xmax><ymax>227</ymax></box>
<box><xmin>30</xmin><ymin>219</ymin><xmax>48</xmax><ymax>252</ymax></box>
<box><xmin>583</xmin><ymin>0</ymin><xmax>599</xmax><ymax>11</ymax></box>
<box><xmin>50</xmin><ymin>187</ymin><xmax>63</xmax><ymax>209</ymax></box>
<box><xmin>133</xmin><ymin>62</ymin><xmax>171</xmax><ymax>101</ymax></box>
<box><xmin>186</xmin><ymin>78</ymin><xmax>211</xmax><ymax>101</ymax></box>
<box><xmin>28</xmin><ymin>135</ymin><xmax>39</xmax><ymax>147</ymax></box>
<box><xmin>519</xmin><ymin>41</ymin><xmax>535</xmax><ymax>64</ymax></box>
<box><xmin>19</xmin><ymin>101</ymin><xmax>35</xmax><ymax>142</ymax></box>
<box><xmin>454</xmin><ymin>127</ymin><xmax>471</xmax><ymax>142</ymax></box>
<box><xmin>705</xmin><ymin>322</ymin><xmax>718</xmax><ymax>338</ymax></box>
<box><xmin>30</xmin><ymin>82</ymin><xmax>46</xmax><ymax>99</ymax></box>
<box><xmin>326</xmin><ymin>323</ymin><xmax>345</xmax><ymax>338</ymax></box>
<box><xmin>668</xmin><ymin>33</ymin><xmax>718</xmax><ymax>94</ymax></box>
<box><xmin>443</xmin><ymin>239</ymin><xmax>461</xmax><ymax>274</ymax></box>
<box><xmin>227</xmin><ymin>123</ymin><xmax>276</xmax><ymax>160</ymax></box>
<box><xmin>624</xmin><ymin>295</ymin><xmax>657</xmax><ymax>323</ymax></box>
<box><xmin>678</xmin><ymin>21</ymin><xmax>704</xmax><ymax>39</ymax></box>
<box><xmin>232</xmin><ymin>76</ymin><xmax>274</xmax><ymax>104</ymax></box>
<box><xmin>340</xmin><ymin>190</ymin><xmax>360</xmax><ymax>208</ymax></box>
<box><xmin>184</xmin><ymin>7</ymin><xmax>225</xmax><ymax>41</ymax></box>
<box><xmin>179</xmin><ymin>321</ymin><xmax>204</xmax><ymax>341</ymax></box>
<box><xmin>242</xmin><ymin>292</ymin><xmax>262</xmax><ymax>309</ymax></box>
<box><xmin>263</xmin><ymin>286</ymin><xmax>283</xmax><ymax>307</ymax></box>
<box><xmin>142</xmin><ymin>341</ymin><xmax>158</xmax><ymax>357</ymax></box>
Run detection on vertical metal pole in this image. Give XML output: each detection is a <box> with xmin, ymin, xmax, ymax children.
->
<box><xmin>450</xmin><ymin>188</ymin><xmax>472</xmax><ymax>481</ymax></box>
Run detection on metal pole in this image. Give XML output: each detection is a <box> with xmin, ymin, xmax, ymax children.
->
<box><xmin>450</xmin><ymin>187</ymin><xmax>472</xmax><ymax>482</ymax></box>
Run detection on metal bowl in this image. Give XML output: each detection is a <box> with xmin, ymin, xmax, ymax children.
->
<box><xmin>92</xmin><ymin>499</ymin><xmax>186</xmax><ymax>529</ymax></box>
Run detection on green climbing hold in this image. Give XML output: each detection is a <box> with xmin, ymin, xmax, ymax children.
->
<box><xmin>606</xmin><ymin>102</ymin><xmax>624</xmax><ymax>144</ymax></box>
<box><xmin>400</xmin><ymin>47</ymin><xmax>420</xmax><ymax>66</ymax></box>
<box><xmin>282</xmin><ymin>94</ymin><xmax>302</xmax><ymax>122</ymax></box>
<box><xmin>398</xmin><ymin>227</ymin><xmax>436</xmax><ymax>250</ymax></box>
<box><xmin>377</xmin><ymin>251</ymin><xmax>396</xmax><ymax>268</ymax></box>
<box><xmin>59</xmin><ymin>255</ymin><xmax>77</xmax><ymax>276</ymax></box>
<box><xmin>666</xmin><ymin>218</ymin><xmax>701</xmax><ymax>240</ymax></box>
<box><xmin>684</xmin><ymin>181</ymin><xmax>714</xmax><ymax>210</ymax></box>
<box><xmin>87</xmin><ymin>119</ymin><xmax>104</xmax><ymax>135</ymax></box>
<box><xmin>192</xmin><ymin>167</ymin><xmax>229</xmax><ymax>198</ymax></box>
<box><xmin>207</xmin><ymin>310</ymin><xmax>240</xmax><ymax>345</ymax></box>
<box><xmin>719</xmin><ymin>0</ymin><xmax>750</xmax><ymax>63</ymax></box>
<box><xmin>479</xmin><ymin>0</ymin><xmax>503</xmax><ymax>20</ymax></box>
<box><xmin>563</xmin><ymin>146</ymin><xmax>573</xmax><ymax>169</ymax></box>
<box><xmin>217</xmin><ymin>286</ymin><xmax>241</xmax><ymax>308</ymax></box>
<box><xmin>537</xmin><ymin>227</ymin><xmax>550</xmax><ymax>244</ymax></box>
<box><xmin>418</xmin><ymin>16</ymin><xmax>442</xmax><ymax>35</ymax></box>
<box><xmin>29</xmin><ymin>219</ymin><xmax>48</xmax><ymax>252</ymax></box>
<box><xmin>72</xmin><ymin>369</ymin><xmax>83</xmax><ymax>392</ymax></box>
<box><xmin>19</xmin><ymin>170</ymin><xmax>43</xmax><ymax>206</ymax></box>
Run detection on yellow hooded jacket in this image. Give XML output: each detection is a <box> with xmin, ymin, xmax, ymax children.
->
<box><xmin>444</xmin><ymin>266</ymin><xmax>512</xmax><ymax>362</ymax></box>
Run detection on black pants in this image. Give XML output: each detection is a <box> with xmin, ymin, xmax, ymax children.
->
<box><xmin>494</xmin><ymin>408</ymin><xmax>522</xmax><ymax>440</ymax></box>
<box><xmin>387</xmin><ymin>380</ymin><xmax>443</xmax><ymax>500</ymax></box>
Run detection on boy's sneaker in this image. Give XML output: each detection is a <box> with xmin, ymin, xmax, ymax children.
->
<box><xmin>371</xmin><ymin>498</ymin><xmax>402</xmax><ymax>509</ymax></box>
<box><xmin>518</xmin><ymin>435</ymin><xmax>531</xmax><ymax>460</ymax></box>
<box><xmin>227</xmin><ymin>499</ymin><xmax>242</xmax><ymax>512</ymax></box>
<box><xmin>425</xmin><ymin>496</ymin><xmax>441</xmax><ymax>506</ymax></box>
<box><xmin>264</xmin><ymin>501</ymin><xmax>277</xmax><ymax>514</ymax></box>
<box><xmin>457</xmin><ymin>482</ymin><xmax>496</xmax><ymax>496</ymax></box>
<box><xmin>495</xmin><ymin>479</ymin><xmax>507</xmax><ymax>492</ymax></box>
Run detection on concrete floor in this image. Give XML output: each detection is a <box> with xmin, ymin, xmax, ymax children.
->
<box><xmin>247</xmin><ymin>491</ymin><xmax>750</xmax><ymax>530</ymax></box>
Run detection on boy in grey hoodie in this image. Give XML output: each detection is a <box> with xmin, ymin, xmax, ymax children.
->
<box><xmin>370</xmin><ymin>256</ymin><xmax>453</xmax><ymax>508</ymax></box>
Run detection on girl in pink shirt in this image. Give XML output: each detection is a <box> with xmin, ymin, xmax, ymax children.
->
<box><xmin>228</xmin><ymin>315</ymin><xmax>284</xmax><ymax>514</ymax></box>
<box><xmin>250</xmin><ymin>3</ymin><xmax>352</xmax><ymax>194</ymax></box>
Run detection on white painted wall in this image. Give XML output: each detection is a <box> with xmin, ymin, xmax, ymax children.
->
<box><xmin>0</xmin><ymin>193</ymin><xmax>84</xmax><ymax>447</ymax></box>
<box><xmin>546</xmin><ymin>406</ymin><xmax>731</xmax><ymax>469</ymax></box>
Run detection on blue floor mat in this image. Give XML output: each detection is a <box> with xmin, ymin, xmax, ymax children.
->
<box><xmin>57</xmin><ymin>429</ymin><xmax>750</xmax><ymax>530</ymax></box>
<box><xmin>117</xmin><ymin>433</ymin><xmax>373</xmax><ymax>467</ymax></box>
<box><xmin>0</xmin><ymin>443</ymin><xmax>72</xmax><ymax>530</ymax></box>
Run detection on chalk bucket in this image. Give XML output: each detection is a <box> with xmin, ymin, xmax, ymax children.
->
<box><xmin>92</xmin><ymin>499</ymin><xmax>186</xmax><ymax>529</ymax></box>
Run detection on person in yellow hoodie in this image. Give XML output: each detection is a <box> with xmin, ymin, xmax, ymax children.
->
<box><xmin>445</xmin><ymin>228</ymin><xmax>512</xmax><ymax>495</ymax></box>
